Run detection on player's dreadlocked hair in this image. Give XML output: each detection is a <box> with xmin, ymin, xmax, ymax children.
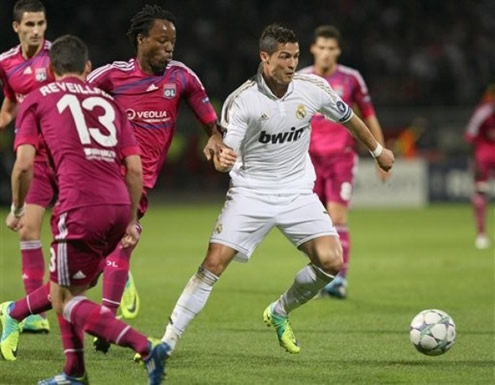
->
<box><xmin>259</xmin><ymin>24</ymin><xmax>298</xmax><ymax>55</ymax></box>
<box><xmin>126</xmin><ymin>4</ymin><xmax>176</xmax><ymax>50</ymax></box>
<box><xmin>13</xmin><ymin>0</ymin><xmax>45</xmax><ymax>22</ymax></box>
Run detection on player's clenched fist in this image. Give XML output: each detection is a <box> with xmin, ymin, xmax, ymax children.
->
<box><xmin>213</xmin><ymin>147</ymin><xmax>237</xmax><ymax>172</ymax></box>
<box><xmin>375</xmin><ymin>148</ymin><xmax>394</xmax><ymax>172</ymax></box>
<box><xmin>122</xmin><ymin>221</ymin><xmax>141</xmax><ymax>248</ymax></box>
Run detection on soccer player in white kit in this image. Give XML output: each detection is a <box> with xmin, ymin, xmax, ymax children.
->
<box><xmin>158</xmin><ymin>24</ymin><xmax>394</xmax><ymax>356</ymax></box>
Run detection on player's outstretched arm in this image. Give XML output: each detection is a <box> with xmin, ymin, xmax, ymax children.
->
<box><xmin>6</xmin><ymin>144</ymin><xmax>35</xmax><ymax>231</ymax></box>
<box><xmin>344</xmin><ymin>114</ymin><xmax>394</xmax><ymax>172</ymax></box>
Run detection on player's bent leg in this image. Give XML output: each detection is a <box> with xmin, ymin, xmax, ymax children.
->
<box><xmin>96</xmin><ymin>224</ymin><xmax>141</xmax><ymax>353</ymax></box>
<box><xmin>300</xmin><ymin>235</ymin><xmax>343</xmax><ymax>276</ymax></box>
<box><xmin>51</xmin><ymin>281</ymin><xmax>168</xmax><ymax>384</ymax></box>
<box><xmin>264</xmin><ymin>238</ymin><xmax>340</xmax><ymax>354</ymax></box>
<box><xmin>18</xmin><ymin>204</ymin><xmax>50</xmax><ymax>333</ymax></box>
<box><xmin>0</xmin><ymin>282</ymin><xmax>53</xmax><ymax>361</ymax></box>
<box><xmin>95</xmin><ymin>268</ymin><xmax>139</xmax><ymax>353</ymax></box>
<box><xmin>159</xmin><ymin>243</ymin><xmax>236</xmax><ymax>356</ymax></box>
<box><xmin>117</xmin><ymin>202</ymin><xmax>145</xmax><ymax>319</ymax></box>
<box><xmin>47</xmin><ymin>282</ymin><xmax>90</xmax><ymax>380</ymax></box>
<box><xmin>103</xmin><ymin>226</ymin><xmax>141</xmax><ymax>319</ymax></box>
<box><xmin>96</xmin><ymin>269</ymin><xmax>138</xmax><ymax>354</ymax></box>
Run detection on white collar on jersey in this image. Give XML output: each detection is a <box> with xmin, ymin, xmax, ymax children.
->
<box><xmin>256</xmin><ymin>63</ymin><xmax>294</xmax><ymax>101</ymax></box>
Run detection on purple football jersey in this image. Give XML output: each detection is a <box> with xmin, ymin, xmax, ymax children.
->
<box><xmin>15</xmin><ymin>77</ymin><xmax>140</xmax><ymax>214</ymax></box>
<box><xmin>88</xmin><ymin>59</ymin><xmax>217</xmax><ymax>189</ymax></box>
<box><xmin>1</xmin><ymin>40</ymin><xmax>55</xmax><ymax>161</ymax></box>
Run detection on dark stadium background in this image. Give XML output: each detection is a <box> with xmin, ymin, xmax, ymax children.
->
<box><xmin>1</xmin><ymin>0</ymin><xmax>494</xmax><ymax>203</ymax></box>
<box><xmin>0</xmin><ymin>3</ymin><xmax>493</xmax><ymax>384</ymax></box>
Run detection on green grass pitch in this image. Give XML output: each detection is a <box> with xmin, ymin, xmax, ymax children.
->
<box><xmin>0</xmin><ymin>204</ymin><xmax>493</xmax><ymax>384</ymax></box>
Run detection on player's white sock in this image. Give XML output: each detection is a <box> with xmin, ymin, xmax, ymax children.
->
<box><xmin>273</xmin><ymin>264</ymin><xmax>334</xmax><ymax>316</ymax></box>
<box><xmin>162</xmin><ymin>266</ymin><xmax>218</xmax><ymax>353</ymax></box>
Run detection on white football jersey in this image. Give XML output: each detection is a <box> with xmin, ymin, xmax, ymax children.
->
<box><xmin>221</xmin><ymin>68</ymin><xmax>353</xmax><ymax>193</ymax></box>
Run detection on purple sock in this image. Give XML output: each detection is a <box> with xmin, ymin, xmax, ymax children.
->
<box><xmin>10</xmin><ymin>282</ymin><xmax>52</xmax><ymax>321</ymax></box>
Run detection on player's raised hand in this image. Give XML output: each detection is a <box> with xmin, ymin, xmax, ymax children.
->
<box><xmin>213</xmin><ymin>147</ymin><xmax>237</xmax><ymax>172</ymax></box>
<box><xmin>375</xmin><ymin>148</ymin><xmax>394</xmax><ymax>172</ymax></box>
<box><xmin>122</xmin><ymin>221</ymin><xmax>140</xmax><ymax>248</ymax></box>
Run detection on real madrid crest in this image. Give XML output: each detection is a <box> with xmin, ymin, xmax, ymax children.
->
<box><xmin>215</xmin><ymin>223</ymin><xmax>223</xmax><ymax>234</ymax></box>
<box><xmin>296</xmin><ymin>104</ymin><xmax>306</xmax><ymax>119</ymax></box>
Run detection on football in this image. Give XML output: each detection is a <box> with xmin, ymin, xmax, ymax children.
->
<box><xmin>409</xmin><ymin>309</ymin><xmax>456</xmax><ymax>356</ymax></box>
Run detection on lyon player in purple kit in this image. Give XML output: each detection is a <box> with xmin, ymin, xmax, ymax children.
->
<box><xmin>465</xmin><ymin>85</ymin><xmax>495</xmax><ymax>250</ymax></box>
<box><xmin>2</xmin><ymin>35</ymin><xmax>168</xmax><ymax>385</ymax></box>
<box><xmin>299</xmin><ymin>26</ymin><xmax>390</xmax><ymax>299</ymax></box>
<box><xmin>0</xmin><ymin>0</ymin><xmax>54</xmax><ymax>333</ymax></box>
<box><xmin>86</xmin><ymin>4</ymin><xmax>230</xmax><ymax>344</ymax></box>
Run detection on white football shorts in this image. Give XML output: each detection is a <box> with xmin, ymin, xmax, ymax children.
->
<box><xmin>209</xmin><ymin>188</ymin><xmax>338</xmax><ymax>262</ymax></box>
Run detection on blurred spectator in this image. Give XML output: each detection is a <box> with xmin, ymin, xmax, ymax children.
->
<box><xmin>394</xmin><ymin>117</ymin><xmax>427</xmax><ymax>159</ymax></box>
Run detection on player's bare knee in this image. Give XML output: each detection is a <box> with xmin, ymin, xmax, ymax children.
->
<box><xmin>202</xmin><ymin>251</ymin><xmax>228</xmax><ymax>277</ymax></box>
<box><xmin>316</xmin><ymin>246</ymin><xmax>343</xmax><ymax>276</ymax></box>
<box><xmin>18</xmin><ymin>223</ymin><xmax>41</xmax><ymax>241</ymax></box>
<box><xmin>201</xmin><ymin>259</ymin><xmax>225</xmax><ymax>276</ymax></box>
<box><xmin>202</xmin><ymin>243</ymin><xmax>235</xmax><ymax>276</ymax></box>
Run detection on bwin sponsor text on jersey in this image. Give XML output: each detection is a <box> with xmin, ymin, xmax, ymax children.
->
<box><xmin>258</xmin><ymin>126</ymin><xmax>305</xmax><ymax>144</ymax></box>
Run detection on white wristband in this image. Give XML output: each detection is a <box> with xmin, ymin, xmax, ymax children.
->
<box><xmin>370</xmin><ymin>143</ymin><xmax>383</xmax><ymax>158</ymax></box>
<box><xmin>10</xmin><ymin>203</ymin><xmax>25</xmax><ymax>218</ymax></box>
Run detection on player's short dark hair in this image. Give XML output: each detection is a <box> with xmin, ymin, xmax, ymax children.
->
<box><xmin>312</xmin><ymin>25</ymin><xmax>341</xmax><ymax>45</ymax></box>
<box><xmin>49</xmin><ymin>35</ymin><xmax>88</xmax><ymax>76</ymax></box>
<box><xmin>13</xmin><ymin>0</ymin><xmax>45</xmax><ymax>22</ymax></box>
<box><xmin>259</xmin><ymin>24</ymin><xmax>298</xmax><ymax>55</ymax></box>
<box><xmin>127</xmin><ymin>4</ymin><xmax>176</xmax><ymax>50</ymax></box>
